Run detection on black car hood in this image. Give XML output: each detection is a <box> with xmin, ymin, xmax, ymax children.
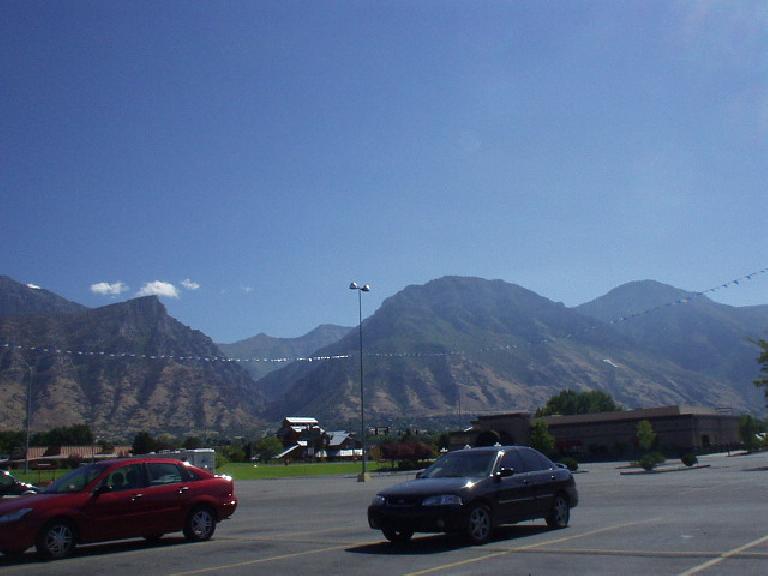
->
<box><xmin>380</xmin><ymin>477</ymin><xmax>485</xmax><ymax>496</ymax></box>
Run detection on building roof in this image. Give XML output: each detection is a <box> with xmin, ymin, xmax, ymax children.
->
<box><xmin>540</xmin><ymin>405</ymin><xmax>729</xmax><ymax>427</ymax></box>
<box><xmin>284</xmin><ymin>417</ymin><xmax>319</xmax><ymax>425</ymax></box>
<box><xmin>475</xmin><ymin>412</ymin><xmax>530</xmax><ymax>421</ymax></box>
<box><xmin>328</xmin><ymin>431</ymin><xmax>351</xmax><ymax>447</ymax></box>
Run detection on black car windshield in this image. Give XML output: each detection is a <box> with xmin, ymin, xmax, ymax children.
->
<box><xmin>44</xmin><ymin>463</ymin><xmax>108</xmax><ymax>494</ymax></box>
<box><xmin>421</xmin><ymin>451</ymin><xmax>496</xmax><ymax>479</ymax></box>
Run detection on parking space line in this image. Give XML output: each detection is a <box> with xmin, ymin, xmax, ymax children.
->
<box><xmin>506</xmin><ymin>547</ymin><xmax>768</xmax><ymax>560</ymax></box>
<box><xmin>217</xmin><ymin>525</ymin><xmax>356</xmax><ymax>540</ymax></box>
<box><xmin>403</xmin><ymin>517</ymin><xmax>664</xmax><ymax>576</ymax></box>
<box><xmin>166</xmin><ymin>540</ymin><xmax>381</xmax><ymax>576</ymax></box>
<box><xmin>677</xmin><ymin>533</ymin><xmax>768</xmax><ymax>576</ymax></box>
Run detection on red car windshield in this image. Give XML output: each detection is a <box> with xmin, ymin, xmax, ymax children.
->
<box><xmin>44</xmin><ymin>463</ymin><xmax>108</xmax><ymax>494</ymax></box>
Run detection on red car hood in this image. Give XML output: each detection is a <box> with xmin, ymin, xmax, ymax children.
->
<box><xmin>0</xmin><ymin>492</ymin><xmax>68</xmax><ymax>513</ymax></box>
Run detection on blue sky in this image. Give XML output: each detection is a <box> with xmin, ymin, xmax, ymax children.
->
<box><xmin>2</xmin><ymin>1</ymin><xmax>766</xmax><ymax>342</ymax></box>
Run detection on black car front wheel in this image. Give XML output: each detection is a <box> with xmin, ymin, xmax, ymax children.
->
<box><xmin>382</xmin><ymin>527</ymin><xmax>414</xmax><ymax>543</ymax></box>
<box><xmin>465</xmin><ymin>503</ymin><xmax>493</xmax><ymax>545</ymax></box>
<box><xmin>546</xmin><ymin>494</ymin><xmax>570</xmax><ymax>529</ymax></box>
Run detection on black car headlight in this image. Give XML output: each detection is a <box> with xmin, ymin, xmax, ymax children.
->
<box><xmin>0</xmin><ymin>507</ymin><xmax>33</xmax><ymax>524</ymax></box>
<box><xmin>422</xmin><ymin>495</ymin><xmax>463</xmax><ymax>507</ymax></box>
<box><xmin>371</xmin><ymin>494</ymin><xmax>387</xmax><ymax>506</ymax></box>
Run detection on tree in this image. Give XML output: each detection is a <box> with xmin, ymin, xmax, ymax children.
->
<box><xmin>0</xmin><ymin>431</ymin><xmax>24</xmax><ymax>455</ymax></box>
<box><xmin>31</xmin><ymin>424</ymin><xmax>93</xmax><ymax>446</ymax></box>
<box><xmin>536</xmin><ymin>390</ymin><xmax>621</xmax><ymax>417</ymax></box>
<box><xmin>474</xmin><ymin>430</ymin><xmax>501</xmax><ymax>447</ymax></box>
<box><xmin>155</xmin><ymin>433</ymin><xmax>177</xmax><ymax>451</ymax></box>
<box><xmin>132</xmin><ymin>431</ymin><xmax>158</xmax><ymax>455</ymax></box>
<box><xmin>222</xmin><ymin>445</ymin><xmax>247</xmax><ymax>463</ymax></box>
<box><xmin>183</xmin><ymin>436</ymin><xmax>203</xmax><ymax>450</ymax></box>
<box><xmin>379</xmin><ymin>440</ymin><xmax>434</xmax><ymax>468</ymax></box>
<box><xmin>529</xmin><ymin>420</ymin><xmax>555</xmax><ymax>456</ymax></box>
<box><xmin>739</xmin><ymin>415</ymin><xmax>760</xmax><ymax>452</ymax></box>
<box><xmin>636</xmin><ymin>420</ymin><xmax>656</xmax><ymax>453</ymax></box>
<box><xmin>254</xmin><ymin>436</ymin><xmax>283</xmax><ymax>462</ymax></box>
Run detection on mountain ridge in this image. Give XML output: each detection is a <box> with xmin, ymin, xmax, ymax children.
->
<box><xmin>0</xmin><ymin>274</ymin><xmax>765</xmax><ymax>434</ymax></box>
<box><xmin>0</xmin><ymin>278</ymin><xmax>264</xmax><ymax>436</ymax></box>
<box><xmin>261</xmin><ymin>276</ymin><xmax>762</xmax><ymax>424</ymax></box>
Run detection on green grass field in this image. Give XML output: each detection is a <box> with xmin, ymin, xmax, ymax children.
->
<box><xmin>10</xmin><ymin>469</ymin><xmax>60</xmax><ymax>485</ymax></box>
<box><xmin>217</xmin><ymin>461</ymin><xmax>389</xmax><ymax>480</ymax></box>
<box><xmin>9</xmin><ymin>460</ymin><xmax>408</xmax><ymax>485</ymax></box>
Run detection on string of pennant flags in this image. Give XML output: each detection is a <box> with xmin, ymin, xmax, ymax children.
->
<box><xmin>2</xmin><ymin>266</ymin><xmax>767</xmax><ymax>365</ymax></box>
<box><xmin>0</xmin><ymin>343</ymin><xmax>351</xmax><ymax>364</ymax></box>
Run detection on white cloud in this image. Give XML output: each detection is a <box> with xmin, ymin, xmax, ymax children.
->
<box><xmin>90</xmin><ymin>282</ymin><xmax>128</xmax><ymax>296</ymax></box>
<box><xmin>136</xmin><ymin>281</ymin><xmax>179</xmax><ymax>298</ymax></box>
<box><xmin>26</xmin><ymin>283</ymin><xmax>41</xmax><ymax>290</ymax></box>
<box><xmin>181</xmin><ymin>278</ymin><xmax>200</xmax><ymax>290</ymax></box>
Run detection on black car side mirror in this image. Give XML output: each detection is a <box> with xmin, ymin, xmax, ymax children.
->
<box><xmin>493</xmin><ymin>467</ymin><xmax>515</xmax><ymax>482</ymax></box>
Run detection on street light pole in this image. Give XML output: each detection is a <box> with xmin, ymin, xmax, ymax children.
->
<box><xmin>25</xmin><ymin>363</ymin><xmax>33</xmax><ymax>475</ymax></box>
<box><xmin>349</xmin><ymin>282</ymin><xmax>370</xmax><ymax>482</ymax></box>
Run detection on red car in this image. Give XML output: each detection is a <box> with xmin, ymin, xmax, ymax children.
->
<box><xmin>0</xmin><ymin>457</ymin><xmax>237</xmax><ymax>559</ymax></box>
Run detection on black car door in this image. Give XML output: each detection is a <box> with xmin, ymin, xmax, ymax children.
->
<box><xmin>494</xmin><ymin>450</ymin><xmax>538</xmax><ymax>523</ymax></box>
<box><xmin>519</xmin><ymin>448</ymin><xmax>557</xmax><ymax>515</ymax></box>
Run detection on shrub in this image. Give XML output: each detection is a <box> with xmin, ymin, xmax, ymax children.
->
<box><xmin>65</xmin><ymin>454</ymin><xmax>83</xmax><ymax>469</ymax></box>
<box><xmin>559</xmin><ymin>457</ymin><xmax>579</xmax><ymax>472</ymax></box>
<box><xmin>397</xmin><ymin>460</ymin><xmax>424</xmax><ymax>471</ymax></box>
<box><xmin>215</xmin><ymin>450</ymin><xmax>230</xmax><ymax>470</ymax></box>
<box><xmin>639</xmin><ymin>452</ymin><xmax>665</xmax><ymax>471</ymax></box>
<box><xmin>681</xmin><ymin>453</ymin><xmax>698</xmax><ymax>467</ymax></box>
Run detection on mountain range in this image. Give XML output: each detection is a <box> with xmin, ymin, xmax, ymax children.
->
<box><xmin>217</xmin><ymin>324</ymin><xmax>352</xmax><ymax>381</ymax></box>
<box><xmin>261</xmin><ymin>277</ymin><xmax>766</xmax><ymax>424</ymax></box>
<box><xmin>0</xmin><ymin>276</ymin><xmax>263</xmax><ymax>436</ymax></box>
<box><xmin>0</xmin><ymin>274</ymin><xmax>765</xmax><ymax>436</ymax></box>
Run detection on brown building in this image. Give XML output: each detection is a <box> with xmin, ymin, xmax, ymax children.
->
<box><xmin>541</xmin><ymin>405</ymin><xmax>741</xmax><ymax>458</ymax></box>
<box><xmin>447</xmin><ymin>412</ymin><xmax>532</xmax><ymax>451</ymax></box>
<box><xmin>449</xmin><ymin>406</ymin><xmax>742</xmax><ymax>458</ymax></box>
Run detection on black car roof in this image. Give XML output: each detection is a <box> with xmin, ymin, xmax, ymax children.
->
<box><xmin>458</xmin><ymin>445</ymin><xmax>525</xmax><ymax>453</ymax></box>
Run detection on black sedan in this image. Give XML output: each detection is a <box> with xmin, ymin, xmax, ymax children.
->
<box><xmin>368</xmin><ymin>445</ymin><xmax>578</xmax><ymax>545</ymax></box>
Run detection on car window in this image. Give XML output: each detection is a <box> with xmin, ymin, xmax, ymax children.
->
<box><xmin>45</xmin><ymin>463</ymin><xmax>107</xmax><ymax>494</ymax></box>
<box><xmin>180</xmin><ymin>465</ymin><xmax>202</xmax><ymax>481</ymax></box>
<box><xmin>520</xmin><ymin>448</ymin><xmax>553</xmax><ymax>471</ymax></box>
<box><xmin>101</xmin><ymin>463</ymin><xmax>145</xmax><ymax>491</ymax></box>
<box><xmin>147</xmin><ymin>462</ymin><xmax>184</xmax><ymax>485</ymax></box>
<box><xmin>498</xmin><ymin>450</ymin><xmax>525</xmax><ymax>473</ymax></box>
<box><xmin>421</xmin><ymin>451</ymin><xmax>497</xmax><ymax>478</ymax></box>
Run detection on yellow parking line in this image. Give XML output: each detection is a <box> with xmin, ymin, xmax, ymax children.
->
<box><xmin>403</xmin><ymin>517</ymin><xmax>664</xmax><ymax>576</ymax></box>
<box><xmin>677</xmin><ymin>533</ymin><xmax>768</xmax><ymax>576</ymax></box>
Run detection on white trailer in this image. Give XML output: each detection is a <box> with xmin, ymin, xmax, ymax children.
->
<box><xmin>135</xmin><ymin>448</ymin><xmax>215</xmax><ymax>470</ymax></box>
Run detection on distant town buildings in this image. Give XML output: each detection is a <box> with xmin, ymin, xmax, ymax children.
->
<box><xmin>275</xmin><ymin>417</ymin><xmax>362</xmax><ymax>461</ymax></box>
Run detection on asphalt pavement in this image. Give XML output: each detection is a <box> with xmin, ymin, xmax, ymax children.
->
<box><xmin>2</xmin><ymin>451</ymin><xmax>767</xmax><ymax>576</ymax></box>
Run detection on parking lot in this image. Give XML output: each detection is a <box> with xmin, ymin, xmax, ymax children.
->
<box><xmin>1</xmin><ymin>451</ymin><xmax>767</xmax><ymax>576</ymax></box>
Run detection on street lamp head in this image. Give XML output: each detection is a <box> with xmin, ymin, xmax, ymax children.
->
<box><xmin>361</xmin><ymin>284</ymin><xmax>371</xmax><ymax>292</ymax></box>
<box><xmin>349</xmin><ymin>282</ymin><xmax>359</xmax><ymax>290</ymax></box>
